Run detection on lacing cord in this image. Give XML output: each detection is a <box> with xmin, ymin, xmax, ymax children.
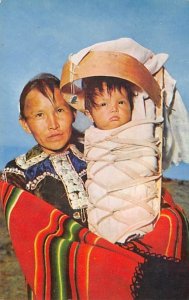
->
<box><xmin>85</xmin><ymin>118</ymin><xmax>163</xmax><ymax>241</ymax></box>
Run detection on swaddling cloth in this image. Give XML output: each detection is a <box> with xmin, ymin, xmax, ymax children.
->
<box><xmin>85</xmin><ymin>115</ymin><xmax>162</xmax><ymax>243</ymax></box>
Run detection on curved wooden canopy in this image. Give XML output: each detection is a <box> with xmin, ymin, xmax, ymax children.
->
<box><xmin>60</xmin><ymin>51</ymin><xmax>161</xmax><ymax>111</ymax></box>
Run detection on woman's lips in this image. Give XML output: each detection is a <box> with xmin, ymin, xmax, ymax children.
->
<box><xmin>47</xmin><ymin>133</ymin><xmax>64</xmax><ymax>140</ymax></box>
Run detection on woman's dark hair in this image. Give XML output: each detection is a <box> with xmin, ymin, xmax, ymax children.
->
<box><xmin>19</xmin><ymin>73</ymin><xmax>60</xmax><ymax>119</ymax></box>
<box><xmin>82</xmin><ymin>76</ymin><xmax>134</xmax><ymax>112</ymax></box>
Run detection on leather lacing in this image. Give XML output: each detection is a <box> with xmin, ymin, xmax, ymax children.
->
<box><xmin>85</xmin><ymin>118</ymin><xmax>163</xmax><ymax>242</ymax></box>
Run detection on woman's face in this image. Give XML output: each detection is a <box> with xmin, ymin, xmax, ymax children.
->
<box><xmin>20</xmin><ymin>88</ymin><xmax>75</xmax><ymax>154</ymax></box>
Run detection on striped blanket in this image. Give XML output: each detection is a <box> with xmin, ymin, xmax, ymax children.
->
<box><xmin>0</xmin><ymin>181</ymin><xmax>189</xmax><ymax>299</ymax></box>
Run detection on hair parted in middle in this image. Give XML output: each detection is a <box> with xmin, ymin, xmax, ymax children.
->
<box><xmin>19</xmin><ymin>73</ymin><xmax>76</xmax><ymax>120</ymax></box>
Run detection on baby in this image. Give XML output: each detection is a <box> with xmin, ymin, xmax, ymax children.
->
<box><xmin>60</xmin><ymin>37</ymin><xmax>189</xmax><ymax>245</ymax></box>
<box><xmin>82</xmin><ymin>76</ymin><xmax>161</xmax><ymax>243</ymax></box>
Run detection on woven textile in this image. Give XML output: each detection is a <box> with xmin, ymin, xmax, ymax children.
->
<box><xmin>0</xmin><ymin>181</ymin><xmax>189</xmax><ymax>299</ymax></box>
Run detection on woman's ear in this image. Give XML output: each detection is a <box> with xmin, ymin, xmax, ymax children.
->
<box><xmin>19</xmin><ymin>118</ymin><xmax>32</xmax><ymax>134</ymax></box>
<box><xmin>84</xmin><ymin>110</ymin><xmax>94</xmax><ymax>122</ymax></box>
<box><xmin>73</xmin><ymin>110</ymin><xmax>77</xmax><ymax>122</ymax></box>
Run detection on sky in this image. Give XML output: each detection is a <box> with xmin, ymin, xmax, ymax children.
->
<box><xmin>0</xmin><ymin>0</ymin><xmax>189</xmax><ymax>179</ymax></box>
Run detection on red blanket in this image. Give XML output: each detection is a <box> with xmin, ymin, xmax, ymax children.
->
<box><xmin>1</xmin><ymin>181</ymin><xmax>189</xmax><ymax>299</ymax></box>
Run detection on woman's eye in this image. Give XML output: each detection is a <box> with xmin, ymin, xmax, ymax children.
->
<box><xmin>57</xmin><ymin>108</ymin><xmax>65</xmax><ymax>113</ymax></box>
<box><xmin>35</xmin><ymin>112</ymin><xmax>44</xmax><ymax>119</ymax></box>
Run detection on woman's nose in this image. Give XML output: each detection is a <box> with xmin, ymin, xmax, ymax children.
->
<box><xmin>48</xmin><ymin>114</ymin><xmax>60</xmax><ymax>130</ymax></box>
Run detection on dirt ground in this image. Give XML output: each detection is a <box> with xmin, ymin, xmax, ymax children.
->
<box><xmin>0</xmin><ymin>214</ymin><xmax>27</xmax><ymax>300</ymax></box>
<box><xmin>0</xmin><ymin>179</ymin><xmax>189</xmax><ymax>300</ymax></box>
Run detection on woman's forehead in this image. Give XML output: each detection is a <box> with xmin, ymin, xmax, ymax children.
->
<box><xmin>24</xmin><ymin>88</ymin><xmax>69</xmax><ymax>110</ymax></box>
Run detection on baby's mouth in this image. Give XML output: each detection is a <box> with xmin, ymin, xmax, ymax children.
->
<box><xmin>109</xmin><ymin>116</ymin><xmax>120</xmax><ymax>121</ymax></box>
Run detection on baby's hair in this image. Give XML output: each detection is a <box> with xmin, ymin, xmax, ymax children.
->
<box><xmin>82</xmin><ymin>76</ymin><xmax>134</xmax><ymax>112</ymax></box>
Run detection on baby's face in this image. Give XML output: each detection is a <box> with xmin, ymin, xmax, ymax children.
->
<box><xmin>89</xmin><ymin>82</ymin><xmax>132</xmax><ymax>130</ymax></box>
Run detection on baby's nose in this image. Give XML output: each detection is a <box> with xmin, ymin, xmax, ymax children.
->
<box><xmin>110</xmin><ymin>103</ymin><xmax>118</xmax><ymax>112</ymax></box>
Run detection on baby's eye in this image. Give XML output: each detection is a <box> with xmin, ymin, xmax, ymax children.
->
<box><xmin>99</xmin><ymin>102</ymin><xmax>107</xmax><ymax>107</ymax></box>
<box><xmin>119</xmin><ymin>100</ymin><xmax>126</xmax><ymax>105</ymax></box>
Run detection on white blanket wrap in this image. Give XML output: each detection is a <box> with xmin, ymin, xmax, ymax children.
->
<box><xmin>85</xmin><ymin>97</ymin><xmax>162</xmax><ymax>243</ymax></box>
